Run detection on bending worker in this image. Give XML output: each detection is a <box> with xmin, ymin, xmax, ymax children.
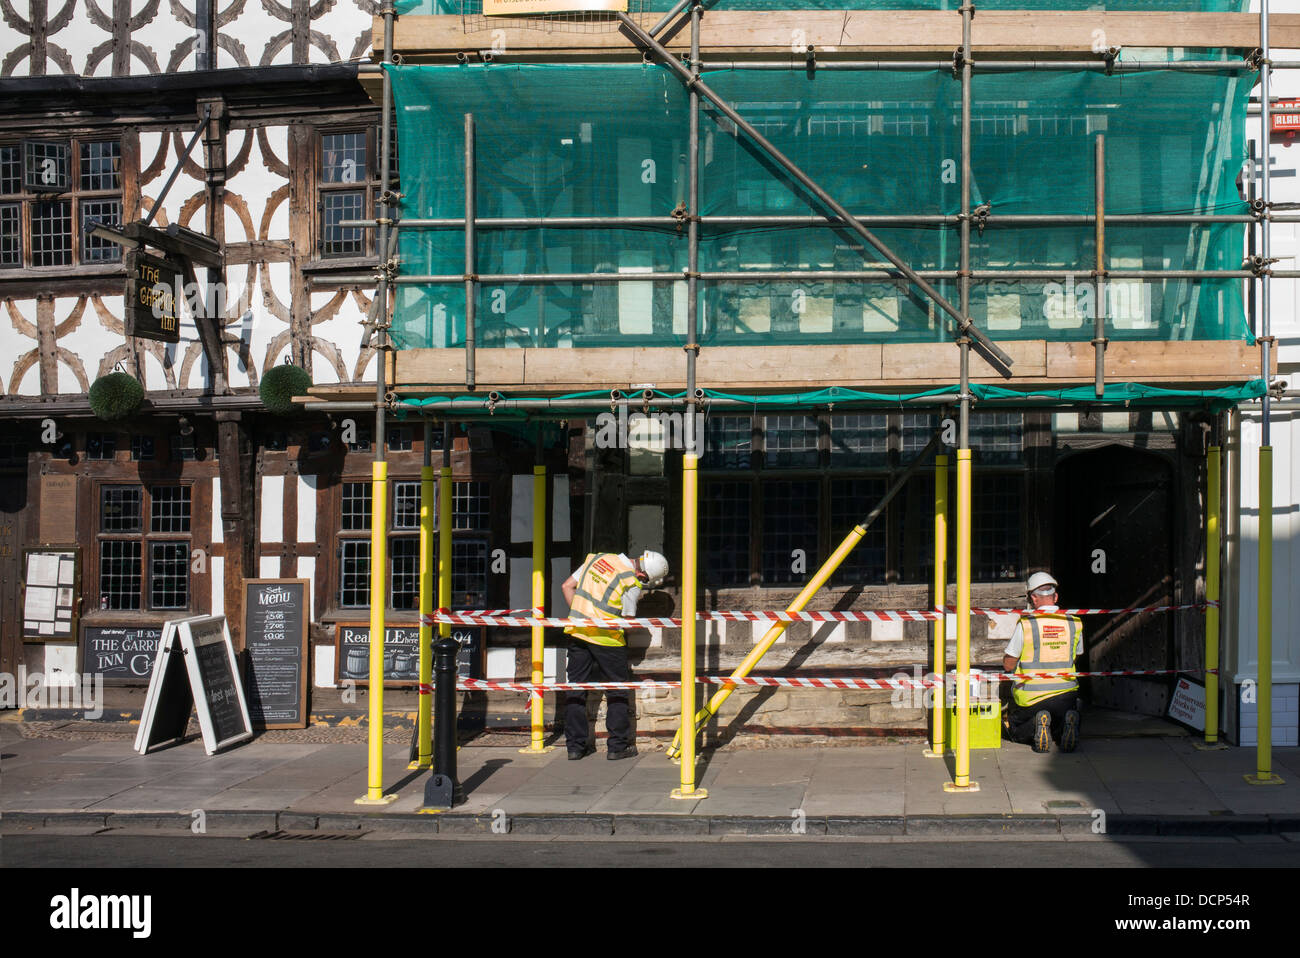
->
<box><xmin>561</xmin><ymin>549</ymin><xmax>669</xmax><ymax>761</ymax></box>
<box><xmin>1002</xmin><ymin>571</ymin><xmax>1083</xmax><ymax>753</ymax></box>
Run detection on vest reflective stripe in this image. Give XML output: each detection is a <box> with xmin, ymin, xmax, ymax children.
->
<box><xmin>1014</xmin><ymin>613</ymin><xmax>1082</xmax><ymax>707</ymax></box>
<box><xmin>566</xmin><ymin>553</ymin><xmax>637</xmax><ymax>648</ymax></box>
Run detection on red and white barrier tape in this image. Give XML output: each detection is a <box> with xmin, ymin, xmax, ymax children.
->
<box><xmin>425</xmin><ymin>601</ymin><xmax>1216</xmax><ymax>631</ymax></box>
<box><xmin>454</xmin><ymin>667</ymin><xmax>1217</xmax><ymax>694</ymax></box>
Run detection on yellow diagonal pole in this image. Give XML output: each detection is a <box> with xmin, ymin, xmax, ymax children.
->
<box><xmin>667</xmin><ymin>431</ymin><xmax>943</xmax><ymax>761</ymax></box>
<box><xmin>926</xmin><ymin>454</ymin><xmax>949</xmax><ymax>757</ymax></box>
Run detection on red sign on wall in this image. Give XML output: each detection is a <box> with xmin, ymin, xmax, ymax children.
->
<box><xmin>1272</xmin><ymin>100</ymin><xmax>1300</xmax><ymax>133</ymax></box>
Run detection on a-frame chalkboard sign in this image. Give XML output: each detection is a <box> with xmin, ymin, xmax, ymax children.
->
<box><xmin>134</xmin><ymin>615</ymin><xmax>254</xmax><ymax>756</ymax></box>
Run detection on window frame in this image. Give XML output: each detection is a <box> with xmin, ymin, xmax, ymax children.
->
<box><xmin>315</xmin><ymin>123</ymin><xmax>396</xmax><ymax>263</ymax></box>
<box><xmin>94</xmin><ymin>481</ymin><xmax>194</xmax><ymax>612</ymax></box>
<box><xmin>0</xmin><ymin>134</ymin><xmax>126</xmax><ymax>272</ymax></box>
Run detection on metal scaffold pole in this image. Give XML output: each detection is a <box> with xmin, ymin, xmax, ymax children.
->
<box><xmin>926</xmin><ymin>452</ymin><xmax>949</xmax><ymax>757</ymax></box>
<box><xmin>413</xmin><ymin>419</ymin><xmax>435</xmax><ymax>769</ymax></box>
<box><xmin>357</xmin><ymin>0</ymin><xmax>397</xmax><ymax>807</ymax></box>
<box><xmin>521</xmin><ymin>428</ymin><xmax>552</xmax><ymax>753</ymax></box>
<box><xmin>945</xmin><ymin>0</ymin><xmax>979</xmax><ymax>794</ymax></box>
<box><xmin>673</xmin><ymin>0</ymin><xmax>706</xmax><ymax>800</ymax></box>
<box><xmin>1247</xmin><ymin>0</ymin><xmax>1283</xmax><ymax>787</ymax></box>
<box><xmin>1196</xmin><ymin>443</ymin><xmax>1227</xmax><ymax>751</ymax></box>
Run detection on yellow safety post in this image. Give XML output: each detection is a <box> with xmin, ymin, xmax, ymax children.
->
<box><xmin>411</xmin><ymin>452</ymin><xmax>435</xmax><ymax>769</ymax></box>
<box><xmin>667</xmin><ymin>432</ymin><xmax>943</xmax><ymax>761</ymax></box>
<box><xmin>944</xmin><ymin>448</ymin><xmax>978</xmax><ymax>792</ymax></box>
<box><xmin>925</xmin><ymin>454</ymin><xmax>949</xmax><ymax>757</ymax></box>
<box><xmin>671</xmin><ymin>453</ymin><xmax>706</xmax><ymax>797</ymax></box>
<box><xmin>1195</xmin><ymin>446</ymin><xmax>1226</xmax><ymax>751</ymax></box>
<box><xmin>1247</xmin><ymin>446</ymin><xmax>1283</xmax><ymax>784</ymax></box>
<box><xmin>357</xmin><ymin>460</ymin><xmax>397</xmax><ymax>804</ymax></box>
<box><xmin>521</xmin><ymin>462</ymin><xmax>553</xmax><ymax>753</ymax></box>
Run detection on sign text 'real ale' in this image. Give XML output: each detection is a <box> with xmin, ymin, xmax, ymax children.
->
<box><xmin>124</xmin><ymin>249</ymin><xmax>181</xmax><ymax>344</ymax></box>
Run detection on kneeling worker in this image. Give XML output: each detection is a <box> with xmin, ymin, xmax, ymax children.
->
<box><xmin>1002</xmin><ymin>571</ymin><xmax>1083</xmax><ymax>753</ymax></box>
<box><xmin>561</xmin><ymin>549</ymin><xmax>669</xmax><ymax>761</ymax></box>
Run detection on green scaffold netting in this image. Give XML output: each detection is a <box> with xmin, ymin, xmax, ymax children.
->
<box><xmin>386</xmin><ymin>63</ymin><xmax>1253</xmax><ymax>351</ymax></box>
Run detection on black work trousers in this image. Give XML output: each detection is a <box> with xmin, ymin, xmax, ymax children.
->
<box><xmin>564</xmin><ymin>639</ymin><xmax>633</xmax><ymax>753</ymax></box>
<box><xmin>1006</xmin><ymin>691</ymin><xmax>1081</xmax><ymax>745</ymax></box>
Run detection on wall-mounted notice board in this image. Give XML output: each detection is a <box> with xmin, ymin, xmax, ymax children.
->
<box><xmin>22</xmin><ymin>547</ymin><xmax>79</xmax><ymax>642</ymax></box>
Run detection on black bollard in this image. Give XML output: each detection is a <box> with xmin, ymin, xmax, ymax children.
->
<box><xmin>423</xmin><ymin>636</ymin><xmax>461</xmax><ymax>809</ymax></box>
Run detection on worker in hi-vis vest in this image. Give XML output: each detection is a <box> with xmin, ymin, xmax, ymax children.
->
<box><xmin>1002</xmin><ymin>571</ymin><xmax>1083</xmax><ymax>753</ymax></box>
<box><xmin>560</xmin><ymin>549</ymin><xmax>669</xmax><ymax>761</ymax></box>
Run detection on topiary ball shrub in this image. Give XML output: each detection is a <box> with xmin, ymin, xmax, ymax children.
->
<box><xmin>88</xmin><ymin>372</ymin><xmax>145</xmax><ymax>421</ymax></box>
<box><xmin>260</xmin><ymin>364</ymin><xmax>313</xmax><ymax>415</ymax></box>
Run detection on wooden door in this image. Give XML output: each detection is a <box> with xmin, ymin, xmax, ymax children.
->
<box><xmin>0</xmin><ymin>475</ymin><xmax>26</xmax><ymax>684</ymax></box>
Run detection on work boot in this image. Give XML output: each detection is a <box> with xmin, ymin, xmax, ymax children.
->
<box><xmin>1060</xmin><ymin>710</ymin><xmax>1080</xmax><ymax>753</ymax></box>
<box><xmin>567</xmin><ymin>744</ymin><xmax>595</xmax><ymax>761</ymax></box>
<box><xmin>607</xmin><ymin>745</ymin><xmax>639</xmax><ymax>761</ymax></box>
<box><xmin>1032</xmin><ymin>710</ymin><xmax>1052</xmax><ymax>753</ymax></box>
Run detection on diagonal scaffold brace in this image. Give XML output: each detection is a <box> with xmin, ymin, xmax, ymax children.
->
<box><xmin>616</xmin><ymin>12</ymin><xmax>1014</xmax><ymax>375</ymax></box>
<box><xmin>666</xmin><ymin>430</ymin><xmax>947</xmax><ymax>760</ymax></box>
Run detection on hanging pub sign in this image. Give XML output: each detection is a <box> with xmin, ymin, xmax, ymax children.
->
<box><xmin>124</xmin><ymin>249</ymin><xmax>182</xmax><ymax>344</ymax></box>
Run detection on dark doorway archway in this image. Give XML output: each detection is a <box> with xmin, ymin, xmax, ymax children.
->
<box><xmin>1053</xmin><ymin>446</ymin><xmax>1174</xmax><ymax>717</ymax></box>
<box><xmin>0</xmin><ymin>474</ymin><xmax>27</xmax><ymax>686</ymax></box>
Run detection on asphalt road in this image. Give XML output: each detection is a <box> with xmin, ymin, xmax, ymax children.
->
<box><xmin>7</xmin><ymin>832</ymin><xmax>1300</xmax><ymax>868</ymax></box>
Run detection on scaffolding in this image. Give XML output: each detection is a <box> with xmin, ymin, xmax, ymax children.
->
<box><xmin>347</xmin><ymin>0</ymin><xmax>1285</xmax><ymax>803</ymax></box>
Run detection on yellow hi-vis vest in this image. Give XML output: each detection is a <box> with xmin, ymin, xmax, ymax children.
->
<box><xmin>1013</xmin><ymin>612</ymin><xmax>1083</xmax><ymax>708</ymax></box>
<box><xmin>565</xmin><ymin>553</ymin><xmax>639</xmax><ymax>648</ymax></box>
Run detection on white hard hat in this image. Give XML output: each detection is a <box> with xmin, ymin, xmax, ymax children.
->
<box><xmin>638</xmin><ymin>550</ymin><xmax>669</xmax><ymax>589</ymax></box>
<box><xmin>1026</xmin><ymin>571</ymin><xmax>1059</xmax><ymax>595</ymax></box>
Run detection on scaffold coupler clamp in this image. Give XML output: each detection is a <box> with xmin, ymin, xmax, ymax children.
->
<box><xmin>671</xmin><ymin>201</ymin><xmax>690</xmax><ymax>233</ymax></box>
<box><xmin>1246</xmin><ymin>48</ymin><xmax>1264</xmax><ymax>70</ymax></box>
<box><xmin>1266</xmin><ymin>374</ymin><xmax>1286</xmax><ymax>399</ymax></box>
<box><xmin>1247</xmin><ymin>254</ymin><xmax>1280</xmax><ymax>277</ymax></box>
<box><xmin>1102</xmin><ymin>47</ymin><xmax>1121</xmax><ymax>75</ymax></box>
<box><xmin>1251</xmin><ymin>198</ymin><xmax>1268</xmax><ymax>220</ymax></box>
<box><xmin>952</xmin><ymin>45</ymin><xmax>966</xmax><ymax>79</ymax></box>
<box><xmin>384</xmin><ymin>391</ymin><xmax>399</xmax><ymax>411</ymax></box>
<box><xmin>972</xmin><ymin>203</ymin><xmax>990</xmax><ymax>236</ymax></box>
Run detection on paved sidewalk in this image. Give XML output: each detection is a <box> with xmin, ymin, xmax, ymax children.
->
<box><xmin>4</xmin><ymin>720</ymin><xmax>1300</xmax><ymax>839</ymax></box>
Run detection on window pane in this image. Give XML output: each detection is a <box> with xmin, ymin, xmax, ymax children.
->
<box><xmin>970</xmin><ymin>412</ymin><xmax>1024</xmax><ymax>465</ymax></box>
<box><xmin>87</xmin><ymin>433</ymin><xmax>116</xmax><ymax>460</ymax></box>
<box><xmin>764</xmin><ymin>414</ymin><xmax>819</xmax><ymax>469</ymax></box>
<box><xmin>452</xmin><ymin>480</ymin><xmax>490</xmax><ymax>531</ymax></box>
<box><xmin>452</xmin><ymin>539</ymin><xmax>488</xmax><ymax>608</ymax></box>
<box><xmin>31</xmin><ymin>200</ymin><xmax>72</xmax><ymax>267</ymax></box>
<box><xmin>973</xmin><ymin>473</ymin><xmax>1022</xmax><ymax>581</ymax></box>
<box><xmin>829</xmin><ymin>477</ymin><xmax>887</xmax><ymax>586</ymax></box>
<box><xmin>81</xmin><ymin>198</ymin><xmax>122</xmax><ymax>263</ymax></box>
<box><xmin>348</xmin><ymin>426</ymin><xmax>372</xmax><ymax>452</ymax></box>
<box><xmin>342</xmin><ymin>482</ymin><xmax>371</xmax><ymax>531</ymax></box>
<box><xmin>387</xmin><ymin>427</ymin><xmax>412</xmax><ymax>451</ymax></box>
<box><xmin>149</xmin><ymin>542</ymin><xmax>189</xmax><ymax>609</ymax></box>
<box><xmin>392</xmin><ymin>481</ymin><xmax>422</xmax><ymax>530</ymax></box>
<box><xmin>898</xmin><ymin>471</ymin><xmax>936</xmax><ymax>584</ymax></box>
<box><xmin>703</xmin><ymin>481</ymin><xmax>751</xmax><ymax>587</ymax></box>
<box><xmin>131</xmin><ymin>435</ymin><xmax>155</xmax><ymax>461</ymax></box>
<box><xmin>901</xmin><ymin>412</ymin><xmax>942</xmax><ymax>457</ymax></box>
<box><xmin>99</xmin><ymin>540</ymin><xmax>141</xmax><ymax>610</ymax></box>
<box><xmin>25</xmin><ymin>141</ymin><xmax>69</xmax><ymax>190</ymax></box>
<box><xmin>762</xmin><ymin>479</ymin><xmax>819</xmax><ymax>584</ymax></box>
<box><xmin>101</xmin><ymin>486</ymin><xmax>142</xmax><ymax>532</ymax></box>
<box><xmin>829</xmin><ymin>413</ymin><xmax>888</xmax><ymax>468</ymax></box>
<box><xmin>0</xmin><ymin>203</ymin><xmax>19</xmax><ymax>267</ymax></box>
<box><xmin>80</xmin><ymin>141</ymin><xmax>121</xmax><ymax>191</ymax></box>
<box><xmin>151</xmin><ymin>485</ymin><xmax>191</xmax><ymax>533</ymax></box>
<box><xmin>321</xmin><ymin>133</ymin><xmax>366</xmax><ymax>183</ymax></box>
<box><xmin>321</xmin><ymin>190</ymin><xmax>364</xmax><ymax>257</ymax></box>
<box><xmin>390</xmin><ymin>537</ymin><xmax>418</xmax><ymax>610</ymax></box>
<box><xmin>704</xmin><ymin>416</ymin><xmax>752</xmax><ymax>469</ymax></box>
<box><xmin>0</xmin><ymin>145</ymin><xmax>19</xmax><ymax>194</ymax></box>
<box><xmin>340</xmin><ymin>540</ymin><xmax>370</xmax><ymax>607</ymax></box>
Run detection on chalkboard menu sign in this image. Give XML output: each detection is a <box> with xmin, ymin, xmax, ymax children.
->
<box><xmin>182</xmin><ymin>616</ymin><xmax>253</xmax><ymax>754</ymax></box>
<box><xmin>135</xmin><ymin>615</ymin><xmax>253</xmax><ymax>756</ymax></box>
<box><xmin>452</xmin><ymin>626</ymin><xmax>484</xmax><ymax>680</ymax></box>
<box><xmin>335</xmin><ymin>623</ymin><xmax>420</xmax><ymax>686</ymax></box>
<box><xmin>242</xmin><ymin>579</ymin><xmax>309</xmax><ymax>729</ymax></box>
<box><xmin>82</xmin><ymin>625</ymin><xmax>164</xmax><ymax>684</ymax></box>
